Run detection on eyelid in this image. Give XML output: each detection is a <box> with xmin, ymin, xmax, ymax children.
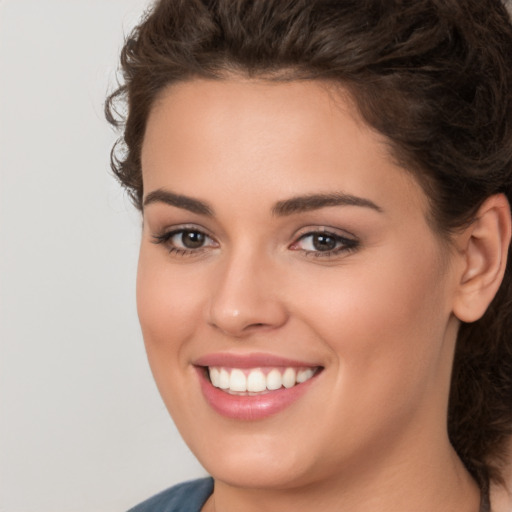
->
<box><xmin>289</xmin><ymin>226</ymin><xmax>360</xmax><ymax>257</ymax></box>
<box><xmin>151</xmin><ymin>223</ymin><xmax>216</xmax><ymax>240</ymax></box>
<box><xmin>151</xmin><ymin>224</ymin><xmax>219</xmax><ymax>255</ymax></box>
<box><xmin>292</xmin><ymin>225</ymin><xmax>357</xmax><ymax>240</ymax></box>
<box><xmin>150</xmin><ymin>223</ymin><xmax>359</xmax><ymax>259</ymax></box>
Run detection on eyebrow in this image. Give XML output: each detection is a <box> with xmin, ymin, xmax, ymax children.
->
<box><xmin>272</xmin><ymin>192</ymin><xmax>383</xmax><ymax>216</ymax></box>
<box><xmin>143</xmin><ymin>188</ymin><xmax>382</xmax><ymax>217</ymax></box>
<box><xmin>143</xmin><ymin>189</ymin><xmax>214</xmax><ymax>216</ymax></box>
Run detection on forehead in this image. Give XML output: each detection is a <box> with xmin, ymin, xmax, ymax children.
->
<box><xmin>144</xmin><ymin>78</ymin><xmax>367</xmax><ymax>157</ymax></box>
<box><xmin>141</xmin><ymin>78</ymin><xmax>430</xmax><ymax>222</ymax></box>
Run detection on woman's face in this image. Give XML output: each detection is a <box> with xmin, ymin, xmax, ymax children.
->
<box><xmin>138</xmin><ymin>79</ymin><xmax>462</xmax><ymax>489</ymax></box>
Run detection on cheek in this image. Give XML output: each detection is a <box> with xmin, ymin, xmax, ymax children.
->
<box><xmin>136</xmin><ymin>248</ymin><xmax>203</xmax><ymax>357</ymax></box>
<box><xmin>135</xmin><ymin>247</ymin><xmax>207</xmax><ymax>426</ymax></box>
<box><xmin>291</xmin><ymin>242</ymin><xmax>451</xmax><ymax>398</ymax></box>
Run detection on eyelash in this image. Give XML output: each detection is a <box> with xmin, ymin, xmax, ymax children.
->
<box><xmin>151</xmin><ymin>228</ymin><xmax>217</xmax><ymax>257</ymax></box>
<box><xmin>291</xmin><ymin>230</ymin><xmax>359</xmax><ymax>258</ymax></box>
<box><xmin>151</xmin><ymin>227</ymin><xmax>359</xmax><ymax>259</ymax></box>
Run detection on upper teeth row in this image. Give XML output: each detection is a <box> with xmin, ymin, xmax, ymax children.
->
<box><xmin>208</xmin><ymin>367</ymin><xmax>315</xmax><ymax>393</ymax></box>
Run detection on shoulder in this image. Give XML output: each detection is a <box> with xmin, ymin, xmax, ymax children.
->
<box><xmin>127</xmin><ymin>477</ymin><xmax>214</xmax><ymax>512</ymax></box>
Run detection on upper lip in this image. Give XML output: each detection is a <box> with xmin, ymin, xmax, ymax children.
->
<box><xmin>193</xmin><ymin>352</ymin><xmax>322</xmax><ymax>369</ymax></box>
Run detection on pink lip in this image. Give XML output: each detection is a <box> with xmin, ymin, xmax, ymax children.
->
<box><xmin>194</xmin><ymin>353</ymin><xmax>322</xmax><ymax>421</ymax></box>
<box><xmin>194</xmin><ymin>352</ymin><xmax>319</xmax><ymax>369</ymax></box>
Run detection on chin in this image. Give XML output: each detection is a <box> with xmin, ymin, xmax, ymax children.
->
<box><xmin>203</xmin><ymin>454</ymin><xmax>310</xmax><ymax>490</ymax></box>
<box><xmin>184</xmin><ymin>425</ymin><xmax>328</xmax><ymax>490</ymax></box>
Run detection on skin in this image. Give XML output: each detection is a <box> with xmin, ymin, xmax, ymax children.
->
<box><xmin>137</xmin><ymin>78</ymin><xmax>487</xmax><ymax>512</ymax></box>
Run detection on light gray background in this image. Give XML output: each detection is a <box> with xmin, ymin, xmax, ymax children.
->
<box><xmin>0</xmin><ymin>1</ymin><xmax>205</xmax><ymax>511</ymax></box>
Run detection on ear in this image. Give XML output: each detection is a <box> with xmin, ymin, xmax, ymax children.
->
<box><xmin>452</xmin><ymin>194</ymin><xmax>511</xmax><ymax>323</ymax></box>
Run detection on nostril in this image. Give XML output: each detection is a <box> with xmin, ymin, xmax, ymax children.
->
<box><xmin>207</xmin><ymin>290</ymin><xmax>289</xmax><ymax>336</ymax></box>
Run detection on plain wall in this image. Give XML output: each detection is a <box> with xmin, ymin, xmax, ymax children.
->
<box><xmin>0</xmin><ymin>2</ymin><xmax>205</xmax><ymax>511</ymax></box>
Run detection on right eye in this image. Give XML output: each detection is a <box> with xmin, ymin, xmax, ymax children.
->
<box><xmin>152</xmin><ymin>228</ymin><xmax>218</xmax><ymax>256</ymax></box>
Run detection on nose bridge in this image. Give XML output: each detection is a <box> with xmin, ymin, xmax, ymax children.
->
<box><xmin>207</xmin><ymin>242</ymin><xmax>287</xmax><ymax>336</ymax></box>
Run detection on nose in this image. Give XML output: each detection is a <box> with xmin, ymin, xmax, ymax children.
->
<box><xmin>207</xmin><ymin>249</ymin><xmax>289</xmax><ymax>338</ymax></box>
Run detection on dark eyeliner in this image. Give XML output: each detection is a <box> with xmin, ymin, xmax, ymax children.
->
<box><xmin>293</xmin><ymin>230</ymin><xmax>360</xmax><ymax>259</ymax></box>
<box><xmin>151</xmin><ymin>231</ymin><xmax>174</xmax><ymax>245</ymax></box>
<box><xmin>151</xmin><ymin>227</ymin><xmax>216</xmax><ymax>256</ymax></box>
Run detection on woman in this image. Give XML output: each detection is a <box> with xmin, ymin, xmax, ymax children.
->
<box><xmin>106</xmin><ymin>1</ymin><xmax>512</xmax><ymax>510</ymax></box>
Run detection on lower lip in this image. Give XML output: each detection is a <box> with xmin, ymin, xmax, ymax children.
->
<box><xmin>196</xmin><ymin>367</ymin><xmax>320</xmax><ymax>420</ymax></box>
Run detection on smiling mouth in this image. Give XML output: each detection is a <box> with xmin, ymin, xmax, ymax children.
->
<box><xmin>205</xmin><ymin>366</ymin><xmax>322</xmax><ymax>395</ymax></box>
<box><xmin>195</xmin><ymin>356</ymin><xmax>324</xmax><ymax>419</ymax></box>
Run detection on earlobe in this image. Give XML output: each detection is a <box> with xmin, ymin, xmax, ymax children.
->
<box><xmin>453</xmin><ymin>194</ymin><xmax>511</xmax><ymax>323</ymax></box>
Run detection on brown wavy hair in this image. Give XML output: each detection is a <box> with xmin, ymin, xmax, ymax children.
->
<box><xmin>106</xmin><ymin>0</ymin><xmax>512</xmax><ymax>490</ymax></box>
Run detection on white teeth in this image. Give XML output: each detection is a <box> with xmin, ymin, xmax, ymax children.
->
<box><xmin>219</xmin><ymin>368</ymin><xmax>230</xmax><ymax>389</ymax></box>
<box><xmin>296</xmin><ymin>368</ymin><xmax>314</xmax><ymax>383</ymax></box>
<box><xmin>282</xmin><ymin>367</ymin><xmax>296</xmax><ymax>388</ymax></box>
<box><xmin>229</xmin><ymin>369</ymin><xmax>247</xmax><ymax>392</ymax></box>
<box><xmin>266</xmin><ymin>369</ymin><xmax>282</xmax><ymax>390</ymax></box>
<box><xmin>247</xmin><ymin>370</ymin><xmax>267</xmax><ymax>392</ymax></box>
<box><xmin>209</xmin><ymin>367</ymin><xmax>220</xmax><ymax>387</ymax></box>
<box><xmin>208</xmin><ymin>366</ymin><xmax>317</xmax><ymax>394</ymax></box>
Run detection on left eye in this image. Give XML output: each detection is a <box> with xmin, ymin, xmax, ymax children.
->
<box><xmin>171</xmin><ymin>230</ymin><xmax>209</xmax><ymax>249</ymax></box>
<box><xmin>291</xmin><ymin>231</ymin><xmax>358</xmax><ymax>254</ymax></box>
<box><xmin>152</xmin><ymin>228</ymin><xmax>217</xmax><ymax>254</ymax></box>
